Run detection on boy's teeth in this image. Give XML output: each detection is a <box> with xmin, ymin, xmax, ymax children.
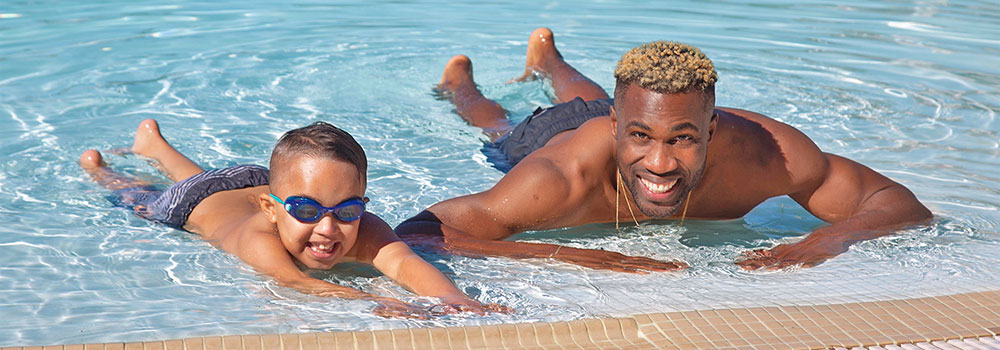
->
<box><xmin>640</xmin><ymin>178</ymin><xmax>677</xmax><ymax>194</ymax></box>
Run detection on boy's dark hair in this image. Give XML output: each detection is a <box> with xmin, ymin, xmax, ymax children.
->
<box><xmin>269</xmin><ymin>122</ymin><xmax>367</xmax><ymax>185</ymax></box>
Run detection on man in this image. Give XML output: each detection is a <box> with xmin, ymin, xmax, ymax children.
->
<box><xmin>397</xmin><ymin>28</ymin><xmax>931</xmax><ymax>273</ymax></box>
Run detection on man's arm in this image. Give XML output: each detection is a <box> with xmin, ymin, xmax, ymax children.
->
<box><xmin>396</xmin><ymin>157</ymin><xmax>685</xmax><ymax>273</ymax></box>
<box><xmin>737</xmin><ymin>130</ymin><xmax>932</xmax><ymax>270</ymax></box>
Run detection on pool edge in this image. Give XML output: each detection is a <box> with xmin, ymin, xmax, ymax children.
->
<box><xmin>8</xmin><ymin>289</ymin><xmax>1000</xmax><ymax>349</ymax></box>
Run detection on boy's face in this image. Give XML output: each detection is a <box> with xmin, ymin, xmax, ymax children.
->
<box><xmin>266</xmin><ymin>155</ymin><xmax>365</xmax><ymax>270</ymax></box>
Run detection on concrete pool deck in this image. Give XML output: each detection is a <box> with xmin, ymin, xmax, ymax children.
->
<box><xmin>7</xmin><ymin>289</ymin><xmax>999</xmax><ymax>349</ymax></box>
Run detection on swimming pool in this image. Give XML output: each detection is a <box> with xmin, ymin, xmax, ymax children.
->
<box><xmin>1</xmin><ymin>0</ymin><xmax>997</xmax><ymax>347</ymax></box>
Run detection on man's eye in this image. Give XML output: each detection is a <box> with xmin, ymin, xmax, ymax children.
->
<box><xmin>631</xmin><ymin>131</ymin><xmax>648</xmax><ymax>139</ymax></box>
<box><xmin>668</xmin><ymin>135</ymin><xmax>696</xmax><ymax>145</ymax></box>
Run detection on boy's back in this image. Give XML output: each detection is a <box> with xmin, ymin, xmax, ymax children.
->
<box><xmin>80</xmin><ymin>119</ymin><xmax>507</xmax><ymax>318</ymax></box>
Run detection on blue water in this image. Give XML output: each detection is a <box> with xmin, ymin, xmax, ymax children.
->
<box><xmin>1</xmin><ymin>0</ymin><xmax>999</xmax><ymax>346</ymax></box>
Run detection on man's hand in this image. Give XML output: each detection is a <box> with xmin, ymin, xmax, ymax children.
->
<box><xmin>736</xmin><ymin>234</ymin><xmax>850</xmax><ymax>270</ymax></box>
<box><xmin>428</xmin><ymin>295</ymin><xmax>512</xmax><ymax>316</ymax></box>
<box><xmin>551</xmin><ymin>246</ymin><xmax>688</xmax><ymax>274</ymax></box>
<box><xmin>372</xmin><ymin>298</ymin><xmax>431</xmax><ymax>319</ymax></box>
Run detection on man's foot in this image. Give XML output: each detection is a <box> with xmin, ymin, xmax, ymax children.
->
<box><xmin>510</xmin><ymin>27</ymin><xmax>564</xmax><ymax>83</ymax></box>
<box><xmin>433</xmin><ymin>55</ymin><xmax>510</xmax><ymax>139</ymax></box>
<box><xmin>435</xmin><ymin>55</ymin><xmax>476</xmax><ymax>98</ymax></box>
<box><xmin>131</xmin><ymin>119</ymin><xmax>170</xmax><ymax>159</ymax></box>
<box><xmin>79</xmin><ymin>149</ymin><xmax>107</xmax><ymax>170</ymax></box>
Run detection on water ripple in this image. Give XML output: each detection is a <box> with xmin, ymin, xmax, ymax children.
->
<box><xmin>1</xmin><ymin>0</ymin><xmax>998</xmax><ymax>346</ymax></box>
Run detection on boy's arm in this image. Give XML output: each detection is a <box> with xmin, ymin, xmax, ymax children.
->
<box><xmin>232</xmin><ymin>229</ymin><xmax>430</xmax><ymax>318</ymax></box>
<box><xmin>353</xmin><ymin>213</ymin><xmax>509</xmax><ymax>314</ymax></box>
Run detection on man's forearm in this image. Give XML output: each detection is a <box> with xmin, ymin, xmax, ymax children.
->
<box><xmin>804</xmin><ymin>183</ymin><xmax>932</xmax><ymax>251</ymax></box>
<box><xmin>397</xmin><ymin>211</ymin><xmax>684</xmax><ymax>273</ymax></box>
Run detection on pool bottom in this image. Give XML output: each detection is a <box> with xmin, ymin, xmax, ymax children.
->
<box><xmin>8</xmin><ymin>290</ymin><xmax>1000</xmax><ymax>349</ymax></box>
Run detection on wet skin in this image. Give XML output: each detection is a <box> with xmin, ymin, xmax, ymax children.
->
<box><xmin>81</xmin><ymin>119</ymin><xmax>509</xmax><ymax>318</ymax></box>
<box><xmin>398</xmin><ymin>83</ymin><xmax>932</xmax><ymax>272</ymax></box>
<box><xmin>612</xmin><ymin>84</ymin><xmax>716</xmax><ymax>218</ymax></box>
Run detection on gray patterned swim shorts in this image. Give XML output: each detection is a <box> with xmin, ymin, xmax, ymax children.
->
<box><xmin>110</xmin><ymin>164</ymin><xmax>269</xmax><ymax>230</ymax></box>
<box><xmin>491</xmin><ymin>97</ymin><xmax>613</xmax><ymax>171</ymax></box>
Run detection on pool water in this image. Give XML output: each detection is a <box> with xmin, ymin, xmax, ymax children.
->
<box><xmin>1</xmin><ymin>0</ymin><xmax>998</xmax><ymax>346</ymax></box>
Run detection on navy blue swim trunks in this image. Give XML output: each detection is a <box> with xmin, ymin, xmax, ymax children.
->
<box><xmin>110</xmin><ymin>164</ymin><xmax>269</xmax><ymax>230</ymax></box>
<box><xmin>489</xmin><ymin>97</ymin><xmax>612</xmax><ymax>172</ymax></box>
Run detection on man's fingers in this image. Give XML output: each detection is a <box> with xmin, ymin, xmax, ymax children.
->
<box><xmin>743</xmin><ymin>248</ymin><xmax>773</xmax><ymax>258</ymax></box>
<box><xmin>374</xmin><ymin>302</ymin><xmax>431</xmax><ymax>319</ymax></box>
<box><xmin>488</xmin><ymin>303</ymin><xmax>513</xmax><ymax>314</ymax></box>
<box><xmin>621</xmin><ymin>257</ymin><xmax>687</xmax><ymax>272</ymax></box>
<box><xmin>736</xmin><ymin>256</ymin><xmax>777</xmax><ymax>270</ymax></box>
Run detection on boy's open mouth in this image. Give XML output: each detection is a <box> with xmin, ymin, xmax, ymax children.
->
<box><xmin>307</xmin><ymin>241</ymin><xmax>339</xmax><ymax>259</ymax></box>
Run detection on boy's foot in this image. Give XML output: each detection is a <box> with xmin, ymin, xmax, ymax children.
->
<box><xmin>510</xmin><ymin>27</ymin><xmax>563</xmax><ymax>83</ymax></box>
<box><xmin>131</xmin><ymin>119</ymin><xmax>170</xmax><ymax>158</ymax></box>
<box><xmin>79</xmin><ymin>149</ymin><xmax>107</xmax><ymax>169</ymax></box>
<box><xmin>435</xmin><ymin>55</ymin><xmax>476</xmax><ymax>98</ymax></box>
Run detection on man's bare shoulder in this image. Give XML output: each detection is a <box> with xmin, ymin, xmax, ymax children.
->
<box><xmin>714</xmin><ymin>107</ymin><xmax>828</xmax><ymax>190</ymax></box>
<box><xmin>527</xmin><ymin>116</ymin><xmax>616</xmax><ymax>175</ymax></box>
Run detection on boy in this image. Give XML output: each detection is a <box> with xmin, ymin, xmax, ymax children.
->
<box><xmin>80</xmin><ymin>119</ymin><xmax>506</xmax><ymax>318</ymax></box>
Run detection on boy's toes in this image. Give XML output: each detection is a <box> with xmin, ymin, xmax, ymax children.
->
<box><xmin>79</xmin><ymin>149</ymin><xmax>106</xmax><ymax>169</ymax></box>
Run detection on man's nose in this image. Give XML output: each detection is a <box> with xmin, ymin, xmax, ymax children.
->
<box><xmin>643</xmin><ymin>144</ymin><xmax>678</xmax><ymax>175</ymax></box>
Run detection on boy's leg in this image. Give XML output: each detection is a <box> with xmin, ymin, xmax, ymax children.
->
<box><xmin>131</xmin><ymin>119</ymin><xmax>204</xmax><ymax>182</ymax></box>
<box><xmin>79</xmin><ymin>150</ymin><xmax>152</xmax><ymax>191</ymax></box>
<box><xmin>437</xmin><ymin>55</ymin><xmax>511</xmax><ymax>142</ymax></box>
<box><xmin>513</xmin><ymin>27</ymin><xmax>609</xmax><ymax>103</ymax></box>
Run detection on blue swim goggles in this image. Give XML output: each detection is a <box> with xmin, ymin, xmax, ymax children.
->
<box><xmin>269</xmin><ymin>194</ymin><xmax>367</xmax><ymax>223</ymax></box>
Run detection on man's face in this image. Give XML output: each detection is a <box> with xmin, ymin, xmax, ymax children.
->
<box><xmin>612</xmin><ymin>84</ymin><xmax>716</xmax><ymax>218</ymax></box>
<box><xmin>267</xmin><ymin>155</ymin><xmax>365</xmax><ymax>269</ymax></box>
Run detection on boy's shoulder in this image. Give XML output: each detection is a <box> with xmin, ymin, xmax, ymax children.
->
<box><xmin>348</xmin><ymin>212</ymin><xmax>403</xmax><ymax>262</ymax></box>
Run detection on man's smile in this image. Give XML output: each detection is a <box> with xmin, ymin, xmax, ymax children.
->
<box><xmin>638</xmin><ymin>176</ymin><xmax>680</xmax><ymax>202</ymax></box>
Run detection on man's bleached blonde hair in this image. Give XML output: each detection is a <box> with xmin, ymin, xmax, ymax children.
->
<box><xmin>614</xmin><ymin>41</ymin><xmax>717</xmax><ymax>97</ymax></box>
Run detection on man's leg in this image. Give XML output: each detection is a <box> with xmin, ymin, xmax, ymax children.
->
<box><xmin>513</xmin><ymin>27</ymin><xmax>609</xmax><ymax>103</ymax></box>
<box><xmin>130</xmin><ymin>119</ymin><xmax>204</xmax><ymax>182</ymax></box>
<box><xmin>437</xmin><ymin>55</ymin><xmax>511</xmax><ymax>142</ymax></box>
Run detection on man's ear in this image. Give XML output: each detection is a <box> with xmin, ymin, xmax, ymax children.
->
<box><xmin>610</xmin><ymin>106</ymin><xmax>618</xmax><ymax>138</ymax></box>
<box><xmin>260</xmin><ymin>193</ymin><xmax>279</xmax><ymax>224</ymax></box>
<box><xmin>708</xmin><ymin>110</ymin><xmax>719</xmax><ymax>142</ymax></box>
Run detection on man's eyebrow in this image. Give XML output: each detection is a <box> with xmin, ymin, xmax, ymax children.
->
<box><xmin>671</xmin><ymin>122</ymin><xmax>699</xmax><ymax>132</ymax></box>
<box><xmin>625</xmin><ymin>121</ymin><xmax>700</xmax><ymax>133</ymax></box>
<box><xmin>624</xmin><ymin>121</ymin><xmax>652</xmax><ymax>131</ymax></box>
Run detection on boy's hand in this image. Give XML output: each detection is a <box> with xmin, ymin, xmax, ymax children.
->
<box><xmin>372</xmin><ymin>298</ymin><xmax>431</xmax><ymax>319</ymax></box>
<box><xmin>428</xmin><ymin>295</ymin><xmax>513</xmax><ymax>316</ymax></box>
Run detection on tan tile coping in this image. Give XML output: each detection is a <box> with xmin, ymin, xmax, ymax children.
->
<box><xmin>7</xmin><ymin>290</ymin><xmax>999</xmax><ymax>350</ymax></box>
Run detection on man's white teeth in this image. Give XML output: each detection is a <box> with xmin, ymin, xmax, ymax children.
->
<box><xmin>311</xmin><ymin>243</ymin><xmax>333</xmax><ymax>253</ymax></box>
<box><xmin>640</xmin><ymin>178</ymin><xmax>677</xmax><ymax>194</ymax></box>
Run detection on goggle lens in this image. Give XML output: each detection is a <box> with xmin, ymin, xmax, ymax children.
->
<box><xmin>270</xmin><ymin>194</ymin><xmax>366</xmax><ymax>223</ymax></box>
<box><xmin>293</xmin><ymin>203</ymin><xmax>320</xmax><ymax>221</ymax></box>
